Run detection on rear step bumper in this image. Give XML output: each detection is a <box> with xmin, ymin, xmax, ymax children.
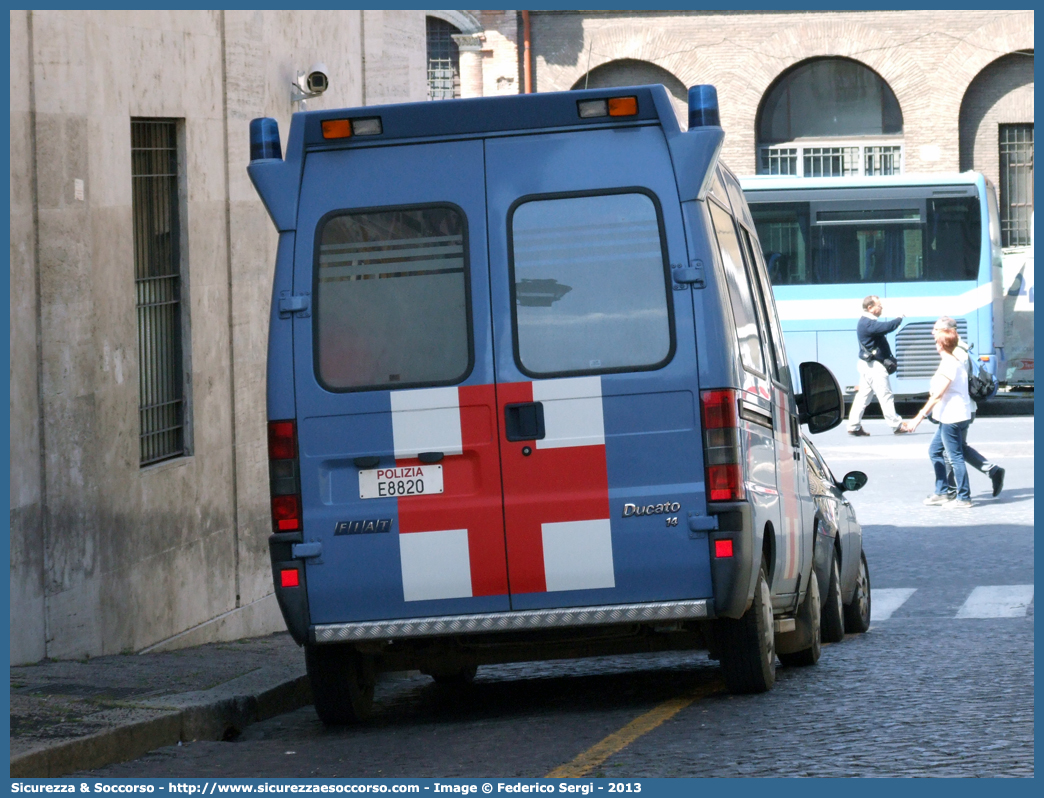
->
<box><xmin>312</xmin><ymin>599</ymin><xmax>711</xmax><ymax>644</ymax></box>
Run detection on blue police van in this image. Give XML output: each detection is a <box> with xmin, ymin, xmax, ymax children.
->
<box><xmin>249</xmin><ymin>84</ymin><xmax>846</xmax><ymax>724</ymax></box>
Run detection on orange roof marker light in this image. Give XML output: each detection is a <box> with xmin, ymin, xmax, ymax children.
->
<box><xmin>321</xmin><ymin>119</ymin><xmax>351</xmax><ymax>139</ymax></box>
<box><xmin>608</xmin><ymin>96</ymin><xmax>638</xmax><ymax>116</ymax></box>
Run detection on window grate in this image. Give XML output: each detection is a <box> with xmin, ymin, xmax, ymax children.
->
<box><xmin>865</xmin><ymin>145</ymin><xmax>902</xmax><ymax>176</ymax></box>
<box><xmin>999</xmin><ymin>124</ymin><xmax>1033</xmax><ymax>248</ymax></box>
<box><xmin>132</xmin><ymin>119</ymin><xmax>185</xmax><ymax>466</ymax></box>
<box><xmin>426</xmin><ymin>17</ymin><xmax>461</xmax><ymax>101</ymax></box>
<box><xmin>760</xmin><ymin>147</ymin><xmax>798</xmax><ymax>176</ymax></box>
<box><xmin>804</xmin><ymin>146</ymin><xmax>860</xmax><ymax>177</ymax></box>
<box><xmin>758</xmin><ymin>143</ymin><xmax>903</xmax><ymax>177</ymax></box>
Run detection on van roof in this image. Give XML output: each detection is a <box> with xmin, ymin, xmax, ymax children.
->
<box><xmin>294</xmin><ymin>84</ymin><xmax>680</xmax><ymax>151</ymax></box>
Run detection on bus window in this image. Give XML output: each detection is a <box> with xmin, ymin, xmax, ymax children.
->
<box><xmin>924</xmin><ymin>198</ymin><xmax>981</xmax><ymax>281</ymax></box>
<box><xmin>750</xmin><ymin>202</ymin><xmax>810</xmax><ymax>285</ymax></box>
<box><xmin>750</xmin><ymin>195</ymin><xmax>982</xmax><ymax>285</ymax></box>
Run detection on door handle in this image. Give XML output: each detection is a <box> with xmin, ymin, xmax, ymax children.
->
<box><xmin>504</xmin><ymin>402</ymin><xmax>545</xmax><ymax>442</ymax></box>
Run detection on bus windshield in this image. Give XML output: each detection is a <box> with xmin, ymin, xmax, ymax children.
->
<box><xmin>750</xmin><ymin>194</ymin><xmax>981</xmax><ymax>285</ymax></box>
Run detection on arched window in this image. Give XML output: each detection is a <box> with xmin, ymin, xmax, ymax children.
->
<box><xmin>757</xmin><ymin>58</ymin><xmax>904</xmax><ymax>177</ymax></box>
<box><xmin>427</xmin><ymin>17</ymin><xmax>461</xmax><ymax>100</ymax></box>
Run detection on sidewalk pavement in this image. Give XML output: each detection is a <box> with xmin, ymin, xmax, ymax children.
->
<box><xmin>10</xmin><ymin>632</ymin><xmax>311</xmax><ymax>778</ymax></box>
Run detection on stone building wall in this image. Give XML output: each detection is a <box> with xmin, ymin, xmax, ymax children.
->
<box><xmin>8</xmin><ymin>9</ymin><xmax>429</xmax><ymax>665</ymax></box>
<box><xmin>525</xmin><ymin>10</ymin><xmax>1035</xmax><ymax>176</ymax></box>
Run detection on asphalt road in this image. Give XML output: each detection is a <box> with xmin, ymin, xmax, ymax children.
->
<box><xmin>82</xmin><ymin>417</ymin><xmax>1034</xmax><ymax>778</ymax></box>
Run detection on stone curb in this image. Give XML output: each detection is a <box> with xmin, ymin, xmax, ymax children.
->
<box><xmin>10</xmin><ymin>675</ymin><xmax>312</xmax><ymax>778</ymax></box>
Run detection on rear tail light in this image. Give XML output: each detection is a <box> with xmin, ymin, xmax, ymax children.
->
<box><xmin>701</xmin><ymin>389</ymin><xmax>745</xmax><ymax>502</ymax></box>
<box><xmin>714</xmin><ymin>539</ymin><xmax>734</xmax><ymax>558</ymax></box>
<box><xmin>280</xmin><ymin>568</ymin><xmax>301</xmax><ymax>588</ymax></box>
<box><xmin>268</xmin><ymin>420</ymin><xmax>302</xmax><ymax>532</ymax></box>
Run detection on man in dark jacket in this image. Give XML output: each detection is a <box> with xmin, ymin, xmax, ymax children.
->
<box><xmin>846</xmin><ymin>295</ymin><xmax>908</xmax><ymax>436</ymax></box>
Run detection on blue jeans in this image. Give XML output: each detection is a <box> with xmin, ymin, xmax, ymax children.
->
<box><xmin>929</xmin><ymin>419</ymin><xmax>971</xmax><ymax>501</ymax></box>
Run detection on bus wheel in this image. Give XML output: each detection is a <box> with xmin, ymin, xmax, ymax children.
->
<box><xmin>779</xmin><ymin>568</ymin><xmax>821</xmax><ymax>667</ymax></box>
<box><xmin>843</xmin><ymin>549</ymin><xmax>872</xmax><ymax>634</ymax></box>
<box><xmin>716</xmin><ymin>563</ymin><xmax>776</xmax><ymax>693</ymax></box>
<box><xmin>305</xmin><ymin>644</ymin><xmax>376</xmax><ymax>725</ymax></box>
<box><xmin>821</xmin><ymin>549</ymin><xmax>846</xmax><ymax>644</ymax></box>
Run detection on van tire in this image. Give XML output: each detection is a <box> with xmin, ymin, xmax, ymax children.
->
<box><xmin>778</xmin><ymin>568</ymin><xmax>822</xmax><ymax>667</ymax></box>
<box><xmin>716</xmin><ymin>564</ymin><xmax>775</xmax><ymax>694</ymax></box>
<box><xmin>821</xmin><ymin>550</ymin><xmax>845</xmax><ymax>644</ymax></box>
<box><xmin>305</xmin><ymin>644</ymin><xmax>376</xmax><ymax>725</ymax></box>
<box><xmin>843</xmin><ymin>549</ymin><xmax>872</xmax><ymax>634</ymax></box>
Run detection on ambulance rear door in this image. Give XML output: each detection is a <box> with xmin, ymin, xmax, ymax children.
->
<box><xmin>292</xmin><ymin>139</ymin><xmax>511</xmax><ymax>623</ymax></box>
<box><xmin>484</xmin><ymin>125</ymin><xmax>714</xmax><ymax>611</ymax></box>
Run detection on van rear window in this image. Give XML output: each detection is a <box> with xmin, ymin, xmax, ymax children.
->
<box><xmin>315</xmin><ymin>206</ymin><xmax>471</xmax><ymax>390</ymax></box>
<box><xmin>509</xmin><ymin>191</ymin><xmax>673</xmax><ymax>377</ymax></box>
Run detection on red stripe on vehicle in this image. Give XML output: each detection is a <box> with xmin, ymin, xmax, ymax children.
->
<box><xmin>396</xmin><ymin>383</ymin><xmax>510</xmax><ymax>597</ymax></box>
<box><xmin>498</xmin><ymin>381</ymin><xmax>611</xmax><ymax>595</ymax></box>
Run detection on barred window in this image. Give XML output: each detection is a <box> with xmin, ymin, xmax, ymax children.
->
<box><xmin>999</xmin><ymin>124</ymin><xmax>1033</xmax><ymax>247</ymax></box>
<box><xmin>803</xmin><ymin>146</ymin><xmax>860</xmax><ymax>178</ymax></box>
<box><xmin>426</xmin><ymin>17</ymin><xmax>461</xmax><ymax>101</ymax></box>
<box><xmin>132</xmin><ymin>119</ymin><xmax>189</xmax><ymax>466</ymax></box>
<box><xmin>865</xmin><ymin>145</ymin><xmax>903</xmax><ymax>176</ymax></box>
<box><xmin>758</xmin><ymin>143</ymin><xmax>903</xmax><ymax>177</ymax></box>
<box><xmin>760</xmin><ymin>147</ymin><xmax>798</xmax><ymax>176</ymax></box>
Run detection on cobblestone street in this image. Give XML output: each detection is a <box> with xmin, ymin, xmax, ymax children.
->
<box><xmin>80</xmin><ymin>418</ymin><xmax>1034</xmax><ymax>778</ymax></box>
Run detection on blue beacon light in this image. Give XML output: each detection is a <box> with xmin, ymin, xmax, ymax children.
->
<box><xmin>688</xmin><ymin>85</ymin><xmax>720</xmax><ymax>128</ymax></box>
<box><xmin>250</xmin><ymin>117</ymin><xmax>282</xmax><ymax>162</ymax></box>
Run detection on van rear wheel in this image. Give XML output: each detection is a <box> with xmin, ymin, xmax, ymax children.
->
<box><xmin>305</xmin><ymin>644</ymin><xmax>376</xmax><ymax>725</ymax></box>
<box><xmin>821</xmin><ymin>550</ymin><xmax>845</xmax><ymax>644</ymax></box>
<box><xmin>843</xmin><ymin>549</ymin><xmax>872</xmax><ymax>634</ymax></box>
<box><xmin>716</xmin><ymin>564</ymin><xmax>775</xmax><ymax>694</ymax></box>
<box><xmin>778</xmin><ymin>568</ymin><xmax>822</xmax><ymax>667</ymax></box>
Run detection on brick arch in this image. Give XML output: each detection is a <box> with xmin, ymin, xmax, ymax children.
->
<box><xmin>746</xmin><ymin>20</ymin><xmax>933</xmax><ymax>135</ymax></box>
<box><xmin>939</xmin><ymin>12</ymin><xmax>1034</xmax><ymax>113</ymax></box>
<box><xmin>539</xmin><ymin>24</ymin><xmax>718</xmax><ymax>95</ymax></box>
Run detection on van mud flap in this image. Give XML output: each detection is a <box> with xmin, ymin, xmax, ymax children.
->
<box><xmin>708</xmin><ymin>503</ymin><xmax>756</xmax><ymax>619</ymax></box>
<box><xmin>270</xmin><ymin>532</ymin><xmax>311</xmax><ymax>645</ymax></box>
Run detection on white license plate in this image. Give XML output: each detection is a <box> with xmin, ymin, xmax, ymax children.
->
<box><xmin>359</xmin><ymin>465</ymin><xmax>443</xmax><ymax>499</ymax></box>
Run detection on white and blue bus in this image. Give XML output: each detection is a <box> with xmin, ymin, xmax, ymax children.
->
<box><xmin>740</xmin><ymin>173</ymin><xmax>1009</xmax><ymax>400</ymax></box>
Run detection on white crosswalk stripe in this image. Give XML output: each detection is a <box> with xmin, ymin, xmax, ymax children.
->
<box><xmin>870</xmin><ymin>588</ymin><xmax>917</xmax><ymax>621</ymax></box>
<box><xmin>956</xmin><ymin>585</ymin><xmax>1034</xmax><ymax>618</ymax></box>
<box><xmin>869</xmin><ymin>586</ymin><xmax>1035</xmax><ymax>621</ymax></box>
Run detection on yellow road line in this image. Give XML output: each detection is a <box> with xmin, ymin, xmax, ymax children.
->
<box><xmin>545</xmin><ymin>681</ymin><xmax>724</xmax><ymax>778</ymax></box>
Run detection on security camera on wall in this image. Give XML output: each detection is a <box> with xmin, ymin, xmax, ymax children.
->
<box><xmin>291</xmin><ymin>63</ymin><xmax>329</xmax><ymax>108</ymax></box>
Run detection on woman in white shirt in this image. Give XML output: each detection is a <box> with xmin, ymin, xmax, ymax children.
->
<box><xmin>900</xmin><ymin>325</ymin><xmax>974</xmax><ymax>508</ymax></box>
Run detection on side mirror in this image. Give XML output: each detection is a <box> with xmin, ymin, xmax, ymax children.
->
<box><xmin>796</xmin><ymin>361</ymin><xmax>844</xmax><ymax>434</ymax></box>
<box><xmin>841</xmin><ymin>471</ymin><xmax>868</xmax><ymax>492</ymax></box>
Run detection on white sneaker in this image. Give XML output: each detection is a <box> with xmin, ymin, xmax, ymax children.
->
<box><xmin>942</xmin><ymin>498</ymin><xmax>973</xmax><ymax>509</ymax></box>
